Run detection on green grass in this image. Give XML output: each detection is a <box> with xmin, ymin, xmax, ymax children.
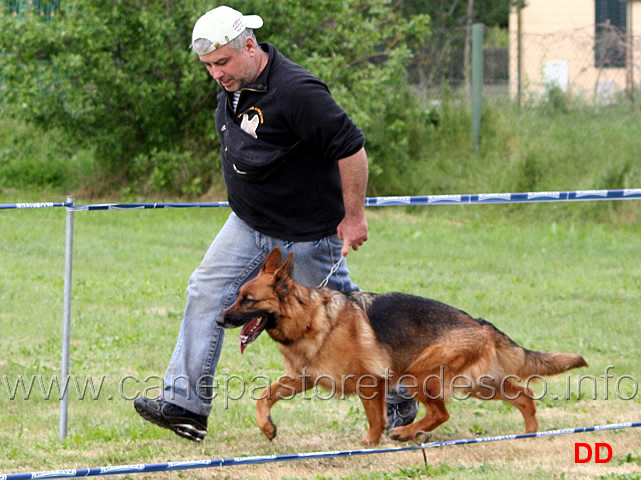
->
<box><xmin>1</xmin><ymin>190</ymin><xmax>640</xmax><ymax>479</ymax></box>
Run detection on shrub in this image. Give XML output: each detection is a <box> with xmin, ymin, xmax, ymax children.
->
<box><xmin>0</xmin><ymin>0</ymin><xmax>431</xmax><ymax>195</ymax></box>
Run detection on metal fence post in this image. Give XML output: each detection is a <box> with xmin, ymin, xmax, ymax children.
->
<box><xmin>471</xmin><ymin>23</ymin><xmax>484</xmax><ymax>151</ymax></box>
<box><xmin>517</xmin><ymin>1</ymin><xmax>523</xmax><ymax>108</ymax></box>
<box><xmin>60</xmin><ymin>196</ymin><xmax>75</xmax><ymax>442</ymax></box>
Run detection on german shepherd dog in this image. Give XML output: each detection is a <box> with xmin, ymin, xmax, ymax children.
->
<box><xmin>220</xmin><ymin>248</ymin><xmax>587</xmax><ymax>445</ymax></box>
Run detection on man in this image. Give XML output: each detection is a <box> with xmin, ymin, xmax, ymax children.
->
<box><xmin>134</xmin><ymin>5</ymin><xmax>415</xmax><ymax>442</ymax></box>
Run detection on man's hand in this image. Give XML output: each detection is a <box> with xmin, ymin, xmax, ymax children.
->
<box><xmin>337</xmin><ymin>215</ymin><xmax>368</xmax><ymax>256</ymax></box>
<box><xmin>337</xmin><ymin>147</ymin><xmax>369</xmax><ymax>256</ymax></box>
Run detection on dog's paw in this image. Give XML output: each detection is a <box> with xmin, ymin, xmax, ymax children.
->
<box><xmin>360</xmin><ymin>435</ymin><xmax>381</xmax><ymax>446</ymax></box>
<box><xmin>388</xmin><ymin>426</ymin><xmax>413</xmax><ymax>442</ymax></box>
<box><xmin>259</xmin><ymin>415</ymin><xmax>277</xmax><ymax>441</ymax></box>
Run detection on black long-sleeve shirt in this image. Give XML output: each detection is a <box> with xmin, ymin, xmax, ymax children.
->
<box><xmin>216</xmin><ymin>43</ymin><xmax>365</xmax><ymax>241</ymax></box>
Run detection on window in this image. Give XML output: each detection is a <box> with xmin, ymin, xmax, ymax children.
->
<box><xmin>595</xmin><ymin>0</ymin><xmax>627</xmax><ymax>68</ymax></box>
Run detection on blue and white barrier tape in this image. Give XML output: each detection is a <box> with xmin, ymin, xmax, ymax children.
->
<box><xmin>0</xmin><ymin>202</ymin><xmax>71</xmax><ymax>210</ymax></box>
<box><xmin>1</xmin><ymin>188</ymin><xmax>641</xmax><ymax>211</ymax></box>
<box><xmin>1</xmin><ymin>421</ymin><xmax>640</xmax><ymax>479</ymax></box>
<box><xmin>364</xmin><ymin>188</ymin><xmax>641</xmax><ymax>206</ymax></box>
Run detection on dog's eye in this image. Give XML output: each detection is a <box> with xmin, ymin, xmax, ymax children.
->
<box><xmin>240</xmin><ymin>295</ymin><xmax>257</xmax><ymax>305</ymax></box>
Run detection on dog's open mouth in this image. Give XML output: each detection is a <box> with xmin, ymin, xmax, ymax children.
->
<box><xmin>239</xmin><ymin>316</ymin><xmax>267</xmax><ymax>354</ymax></box>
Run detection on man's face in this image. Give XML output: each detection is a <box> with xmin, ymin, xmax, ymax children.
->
<box><xmin>199</xmin><ymin>39</ymin><xmax>260</xmax><ymax>92</ymax></box>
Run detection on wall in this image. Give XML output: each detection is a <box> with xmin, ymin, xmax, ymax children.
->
<box><xmin>509</xmin><ymin>0</ymin><xmax>641</xmax><ymax>102</ymax></box>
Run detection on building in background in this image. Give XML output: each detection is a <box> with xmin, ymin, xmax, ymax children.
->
<box><xmin>509</xmin><ymin>0</ymin><xmax>641</xmax><ymax>103</ymax></box>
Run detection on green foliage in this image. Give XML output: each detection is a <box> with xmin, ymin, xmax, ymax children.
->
<box><xmin>540</xmin><ymin>86</ymin><xmax>572</xmax><ymax>114</ymax></box>
<box><xmin>0</xmin><ymin>117</ymin><xmax>94</xmax><ymax>189</ymax></box>
<box><xmin>131</xmin><ymin>147</ymin><xmax>219</xmax><ymax>197</ymax></box>
<box><xmin>379</xmin><ymin>96</ymin><xmax>641</xmax><ymax>225</ymax></box>
<box><xmin>0</xmin><ymin>0</ymin><xmax>431</xmax><ymax>195</ymax></box>
<box><xmin>616</xmin><ymin>452</ymin><xmax>641</xmax><ymax>467</ymax></box>
<box><xmin>400</xmin><ymin>0</ymin><xmax>512</xmax><ymax>28</ymax></box>
<box><xmin>597</xmin><ymin>474</ymin><xmax>641</xmax><ymax>480</ymax></box>
<box><xmin>485</xmin><ymin>25</ymin><xmax>510</xmax><ymax>48</ymax></box>
<box><xmin>0</xmin><ymin>0</ymin><xmax>222</xmax><ymax>193</ymax></box>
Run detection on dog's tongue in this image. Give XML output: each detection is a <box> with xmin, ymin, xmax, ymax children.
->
<box><xmin>239</xmin><ymin>316</ymin><xmax>265</xmax><ymax>354</ymax></box>
<box><xmin>239</xmin><ymin>335</ymin><xmax>249</xmax><ymax>354</ymax></box>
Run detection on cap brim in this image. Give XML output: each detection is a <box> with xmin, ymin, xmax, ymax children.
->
<box><xmin>244</xmin><ymin>14</ymin><xmax>263</xmax><ymax>30</ymax></box>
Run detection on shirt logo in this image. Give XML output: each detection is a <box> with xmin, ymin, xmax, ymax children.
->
<box><xmin>238</xmin><ymin>107</ymin><xmax>264</xmax><ymax>138</ymax></box>
<box><xmin>240</xmin><ymin>113</ymin><xmax>260</xmax><ymax>138</ymax></box>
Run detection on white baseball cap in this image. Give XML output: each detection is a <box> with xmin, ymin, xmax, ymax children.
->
<box><xmin>191</xmin><ymin>6</ymin><xmax>263</xmax><ymax>55</ymax></box>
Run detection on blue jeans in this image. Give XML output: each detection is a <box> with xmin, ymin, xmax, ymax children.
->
<box><xmin>162</xmin><ymin>212</ymin><xmax>359</xmax><ymax>416</ymax></box>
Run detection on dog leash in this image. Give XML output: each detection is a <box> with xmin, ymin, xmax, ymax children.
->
<box><xmin>318</xmin><ymin>256</ymin><xmax>345</xmax><ymax>288</ymax></box>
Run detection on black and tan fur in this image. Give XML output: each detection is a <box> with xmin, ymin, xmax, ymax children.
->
<box><xmin>220</xmin><ymin>248</ymin><xmax>587</xmax><ymax>445</ymax></box>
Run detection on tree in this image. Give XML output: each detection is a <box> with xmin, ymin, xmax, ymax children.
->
<box><xmin>399</xmin><ymin>0</ymin><xmax>512</xmax><ymax>28</ymax></box>
<box><xmin>0</xmin><ymin>0</ymin><xmax>431</xmax><ymax>195</ymax></box>
<box><xmin>398</xmin><ymin>0</ymin><xmax>512</xmax><ymax>89</ymax></box>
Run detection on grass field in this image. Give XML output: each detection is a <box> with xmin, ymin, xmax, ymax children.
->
<box><xmin>1</xmin><ymin>190</ymin><xmax>640</xmax><ymax>479</ymax></box>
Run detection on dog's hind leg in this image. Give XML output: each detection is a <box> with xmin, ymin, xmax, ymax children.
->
<box><xmin>357</xmin><ymin>376</ymin><xmax>388</xmax><ymax>445</ymax></box>
<box><xmin>255</xmin><ymin>374</ymin><xmax>311</xmax><ymax>441</ymax></box>
<box><xmin>472</xmin><ymin>377</ymin><xmax>538</xmax><ymax>433</ymax></box>
<box><xmin>494</xmin><ymin>379</ymin><xmax>539</xmax><ymax>433</ymax></box>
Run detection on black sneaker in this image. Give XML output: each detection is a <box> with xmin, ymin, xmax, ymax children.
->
<box><xmin>386</xmin><ymin>399</ymin><xmax>419</xmax><ymax>430</ymax></box>
<box><xmin>134</xmin><ymin>397</ymin><xmax>207</xmax><ymax>442</ymax></box>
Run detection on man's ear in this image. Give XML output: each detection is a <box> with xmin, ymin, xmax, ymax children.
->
<box><xmin>245</xmin><ymin>35</ymin><xmax>258</xmax><ymax>53</ymax></box>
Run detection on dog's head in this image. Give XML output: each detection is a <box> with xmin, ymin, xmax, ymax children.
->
<box><xmin>220</xmin><ymin>247</ymin><xmax>295</xmax><ymax>353</ymax></box>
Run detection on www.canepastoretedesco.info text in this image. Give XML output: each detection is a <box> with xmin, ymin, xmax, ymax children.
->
<box><xmin>2</xmin><ymin>366</ymin><xmax>637</xmax><ymax>405</ymax></box>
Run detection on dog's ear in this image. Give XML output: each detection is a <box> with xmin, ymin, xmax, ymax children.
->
<box><xmin>261</xmin><ymin>247</ymin><xmax>283</xmax><ymax>274</ymax></box>
<box><xmin>274</xmin><ymin>252</ymin><xmax>294</xmax><ymax>300</ymax></box>
<box><xmin>275</xmin><ymin>252</ymin><xmax>294</xmax><ymax>283</ymax></box>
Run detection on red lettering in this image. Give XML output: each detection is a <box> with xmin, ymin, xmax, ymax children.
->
<box><xmin>575</xmin><ymin>442</ymin><xmax>613</xmax><ymax>463</ymax></box>
<box><xmin>595</xmin><ymin>443</ymin><xmax>613</xmax><ymax>463</ymax></box>
<box><xmin>575</xmin><ymin>443</ymin><xmax>591</xmax><ymax>463</ymax></box>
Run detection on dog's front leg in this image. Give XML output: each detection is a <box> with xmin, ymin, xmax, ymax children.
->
<box><xmin>357</xmin><ymin>376</ymin><xmax>387</xmax><ymax>446</ymax></box>
<box><xmin>256</xmin><ymin>374</ymin><xmax>309</xmax><ymax>441</ymax></box>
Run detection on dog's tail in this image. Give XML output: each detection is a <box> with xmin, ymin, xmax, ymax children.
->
<box><xmin>516</xmin><ymin>348</ymin><xmax>588</xmax><ymax>378</ymax></box>
<box><xmin>479</xmin><ymin>318</ymin><xmax>588</xmax><ymax>378</ymax></box>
